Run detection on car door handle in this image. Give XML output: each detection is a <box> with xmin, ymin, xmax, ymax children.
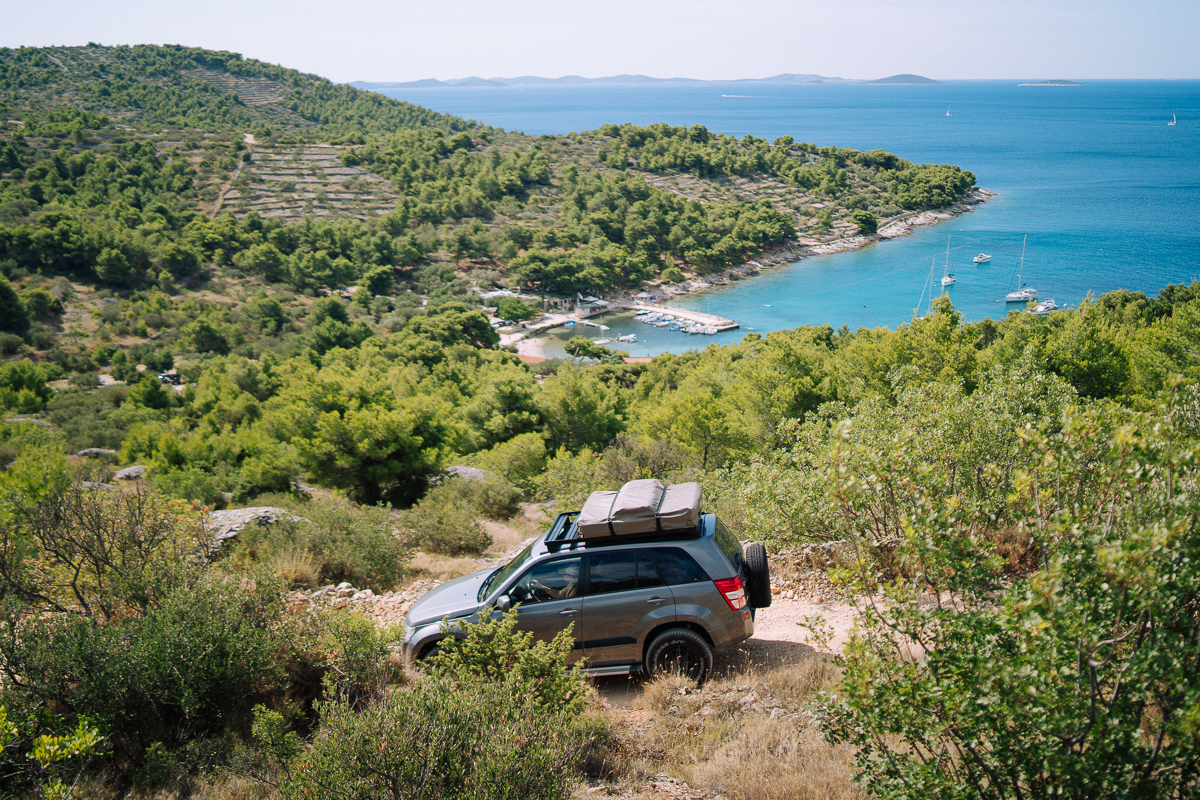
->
<box><xmin>559</xmin><ymin>608</ymin><xmax>578</xmax><ymax>616</ymax></box>
<box><xmin>646</xmin><ymin>596</ymin><xmax>665</xmax><ymax>605</ymax></box>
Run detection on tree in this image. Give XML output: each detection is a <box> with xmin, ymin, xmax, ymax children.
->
<box><xmin>821</xmin><ymin>387</ymin><xmax>1200</xmax><ymax>799</ymax></box>
<box><xmin>159</xmin><ymin>242</ymin><xmax>202</xmax><ymax>278</ymax></box>
<box><xmin>660</xmin><ymin>266</ymin><xmax>685</xmax><ymax>283</ymax></box>
<box><xmin>0</xmin><ymin>275</ymin><xmax>28</xmax><ymax>334</ymax></box>
<box><xmin>496</xmin><ymin>296</ymin><xmax>535</xmax><ymax>322</ymax></box>
<box><xmin>0</xmin><ymin>358</ymin><xmax>52</xmax><ymax>412</ymax></box>
<box><xmin>293</xmin><ymin>397</ymin><xmax>456</xmax><ymax>506</ymax></box>
<box><xmin>851</xmin><ymin>210</ymin><xmax>878</xmax><ymax>234</ymax></box>
<box><xmin>94</xmin><ymin>247</ymin><xmax>134</xmax><ymax>287</ymax></box>
<box><xmin>126</xmin><ymin>374</ymin><xmax>173</xmax><ymax>410</ymax></box>
<box><xmin>539</xmin><ymin>365</ymin><xmax>624</xmax><ymax>453</ymax></box>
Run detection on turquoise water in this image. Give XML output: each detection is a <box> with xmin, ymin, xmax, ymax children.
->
<box><xmin>379</xmin><ymin>81</ymin><xmax>1200</xmax><ymax>356</ymax></box>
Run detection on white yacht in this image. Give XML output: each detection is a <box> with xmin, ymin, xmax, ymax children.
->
<box><xmin>1032</xmin><ymin>298</ymin><xmax>1059</xmax><ymax>315</ymax></box>
<box><xmin>617</xmin><ymin>333</ymin><xmax>637</xmax><ymax>343</ymax></box>
<box><xmin>973</xmin><ymin>253</ymin><xmax>992</xmax><ymax>264</ymax></box>
<box><xmin>1005</xmin><ymin>235</ymin><xmax>1039</xmax><ymax>302</ymax></box>
<box><xmin>1169</xmin><ymin>114</ymin><xmax>1177</xmax><ymax>126</ymax></box>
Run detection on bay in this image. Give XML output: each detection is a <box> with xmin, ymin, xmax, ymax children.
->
<box><xmin>377</xmin><ymin>81</ymin><xmax>1200</xmax><ymax>356</ymax></box>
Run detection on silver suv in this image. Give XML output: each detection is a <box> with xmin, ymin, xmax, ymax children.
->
<box><xmin>401</xmin><ymin>511</ymin><xmax>771</xmax><ymax>682</ymax></box>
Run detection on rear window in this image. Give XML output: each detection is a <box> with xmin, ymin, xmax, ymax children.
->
<box><xmin>713</xmin><ymin>518</ymin><xmax>741</xmax><ymax>566</ymax></box>
<box><xmin>650</xmin><ymin>547</ymin><xmax>710</xmax><ymax>585</ymax></box>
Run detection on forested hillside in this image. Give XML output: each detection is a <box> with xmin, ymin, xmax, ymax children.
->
<box><xmin>1</xmin><ymin>44</ymin><xmax>1198</xmax><ymax>800</ymax></box>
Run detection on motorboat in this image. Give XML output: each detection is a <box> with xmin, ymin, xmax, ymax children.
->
<box><xmin>617</xmin><ymin>333</ymin><xmax>637</xmax><ymax>343</ymax></box>
<box><xmin>593</xmin><ymin>338</ymin><xmax>613</xmax><ymax>345</ymax></box>
<box><xmin>1031</xmin><ymin>299</ymin><xmax>1059</xmax><ymax>315</ymax></box>
<box><xmin>973</xmin><ymin>253</ymin><xmax>992</xmax><ymax>264</ymax></box>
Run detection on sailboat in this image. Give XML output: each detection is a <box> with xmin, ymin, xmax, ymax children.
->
<box><xmin>1169</xmin><ymin>113</ymin><xmax>1177</xmax><ymax>126</ymax></box>
<box><xmin>940</xmin><ymin>236</ymin><xmax>956</xmax><ymax>287</ymax></box>
<box><xmin>946</xmin><ymin>107</ymin><xmax>951</xmax><ymax>117</ymax></box>
<box><xmin>1005</xmin><ymin>235</ymin><xmax>1039</xmax><ymax>302</ymax></box>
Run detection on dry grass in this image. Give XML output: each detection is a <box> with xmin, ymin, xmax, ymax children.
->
<box><xmin>581</xmin><ymin>659</ymin><xmax>864</xmax><ymax>799</ymax></box>
<box><xmin>407</xmin><ymin>551</ymin><xmax>493</xmax><ymax>583</ymax></box>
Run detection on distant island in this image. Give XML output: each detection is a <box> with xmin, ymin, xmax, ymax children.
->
<box><xmin>1019</xmin><ymin>80</ymin><xmax>1085</xmax><ymax>86</ymax></box>
<box><xmin>861</xmin><ymin>74</ymin><xmax>943</xmax><ymax>85</ymax></box>
<box><xmin>352</xmin><ymin>72</ymin><xmax>944</xmax><ymax>90</ymax></box>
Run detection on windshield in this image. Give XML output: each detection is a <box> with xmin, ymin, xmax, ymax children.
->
<box><xmin>478</xmin><ymin>540</ymin><xmax>537</xmax><ymax>602</ymax></box>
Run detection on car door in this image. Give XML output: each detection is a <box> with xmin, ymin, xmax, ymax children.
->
<box><xmin>580</xmin><ymin>549</ymin><xmax>675</xmax><ymax>667</ymax></box>
<box><xmin>501</xmin><ymin>555</ymin><xmax>585</xmax><ymax>663</ymax></box>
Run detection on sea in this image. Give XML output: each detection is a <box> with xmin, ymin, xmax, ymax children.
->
<box><xmin>375</xmin><ymin>80</ymin><xmax>1200</xmax><ymax>357</ymax></box>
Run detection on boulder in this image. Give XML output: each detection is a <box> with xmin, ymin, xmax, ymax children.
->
<box><xmin>114</xmin><ymin>465</ymin><xmax>147</xmax><ymax>480</ymax></box>
<box><xmin>6</xmin><ymin>418</ymin><xmax>51</xmax><ymax>428</ymax></box>
<box><xmin>76</xmin><ymin>448</ymin><xmax>118</xmax><ymax>458</ymax></box>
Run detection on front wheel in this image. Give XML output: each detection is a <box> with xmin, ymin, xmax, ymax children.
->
<box><xmin>645</xmin><ymin>628</ymin><xmax>714</xmax><ymax>684</ymax></box>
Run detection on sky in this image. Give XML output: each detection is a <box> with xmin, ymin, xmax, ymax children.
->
<box><xmin>3</xmin><ymin>0</ymin><xmax>1198</xmax><ymax>83</ymax></box>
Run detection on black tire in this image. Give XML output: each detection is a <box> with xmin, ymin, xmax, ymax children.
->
<box><xmin>645</xmin><ymin>627</ymin><xmax>714</xmax><ymax>684</ymax></box>
<box><xmin>743</xmin><ymin>541</ymin><xmax>772</xmax><ymax>608</ymax></box>
<box><xmin>417</xmin><ymin>642</ymin><xmax>443</xmax><ymax>662</ymax></box>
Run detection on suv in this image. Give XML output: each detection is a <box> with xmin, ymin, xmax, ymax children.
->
<box><xmin>401</xmin><ymin>511</ymin><xmax>771</xmax><ymax>683</ymax></box>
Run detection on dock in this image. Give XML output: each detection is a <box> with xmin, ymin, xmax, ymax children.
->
<box><xmin>620</xmin><ymin>302</ymin><xmax>739</xmax><ymax>332</ymax></box>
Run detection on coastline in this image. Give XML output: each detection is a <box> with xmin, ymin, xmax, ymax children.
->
<box><xmin>663</xmin><ymin>187</ymin><xmax>996</xmax><ymax>297</ymax></box>
<box><xmin>514</xmin><ymin>187</ymin><xmax>995</xmax><ymax>354</ymax></box>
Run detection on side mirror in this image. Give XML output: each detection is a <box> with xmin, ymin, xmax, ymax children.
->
<box><xmin>496</xmin><ymin>595</ymin><xmax>512</xmax><ymax>613</ymax></box>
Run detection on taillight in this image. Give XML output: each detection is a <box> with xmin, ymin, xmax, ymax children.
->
<box><xmin>714</xmin><ymin>576</ymin><xmax>747</xmax><ymax>611</ymax></box>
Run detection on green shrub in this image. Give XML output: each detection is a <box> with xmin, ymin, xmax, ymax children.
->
<box><xmin>260</xmin><ymin>674</ymin><xmax>578</xmax><ymax>800</ymax></box>
<box><xmin>151</xmin><ymin>465</ymin><xmax>227</xmax><ymax>508</ymax></box>
<box><xmin>660</xmin><ymin>266</ymin><xmax>685</xmax><ymax>283</ymax></box>
<box><xmin>234</xmin><ymin>495</ymin><xmax>410</xmax><ymax>591</ymax></box>
<box><xmin>399</xmin><ymin>478</ymin><xmax>491</xmax><ymax>555</ymax></box>
<box><xmin>0</xmin><ymin>574</ymin><xmax>290</xmax><ymax>759</ymax></box>
<box><xmin>432</xmin><ymin>606</ymin><xmax>587</xmax><ymax>715</ymax></box>
<box><xmin>470</xmin><ymin>431</ymin><xmax>548</xmax><ymax>493</ymax></box>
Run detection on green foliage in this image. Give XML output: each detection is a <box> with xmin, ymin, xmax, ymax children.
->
<box><xmin>265</xmin><ymin>674</ymin><xmax>579</xmax><ymax>800</ymax></box>
<box><xmin>126</xmin><ymin>373</ymin><xmax>174</xmax><ymax>410</ymax></box>
<box><xmin>539</xmin><ymin>364</ymin><xmax>625</xmax><ymax>452</ymax></box>
<box><xmin>233</xmin><ymin>495</ymin><xmax>410</xmax><ymax>591</ymax></box>
<box><xmin>433</xmin><ymin>605</ymin><xmax>587</xmax><ymax>714</ymax></box>
<box><xmin>0</xmin><ymin>706</ymin><xmax>106</xmax><ymax>800</ymax></box>
<box><xmin>851</xmin><ymin>209</ymin><xmax>878</xmax><ymax>234</ymax></box>
<box><xmin>0</xmin><ymin>357</ymin><xmax>51</xmax><ymax>412</ymax></box>
<box><xmin>0</xmin><ymin>274</ymin><xmax>28</xmax><ymax>333</ymax></box>
<box><xmin>820</xmin><ymin>386</ymin><xmax>1200</xmax><ymax>799</ymax></box>
<box><xmin>399</xmin><ymin>477</ymin><xmax>492</xmax><ymax>555</ymax></box>
<box><xmin>659</xmin><ymin>265</ymin><xmax>685</xmax><ymax>283</ymax></box>
<box><xmin>495</xmin><ymin>295</ymin><xmax>535</xmax><ymax>321</ymax></box>
<box><xmin>468</xmin><ymin>431</ymin><xmax>548</xmax><ymax>493</ymax></box>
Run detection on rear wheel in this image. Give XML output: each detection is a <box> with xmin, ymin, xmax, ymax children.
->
<box><xmin>743</xmin><ymin>541</ymin><xmax>772</xmax><ymax>608</ymax></box>
<box><xmin>645</xmin><ymin>628</ymin><xmax>713</xmax><ymax>684</ymax></box>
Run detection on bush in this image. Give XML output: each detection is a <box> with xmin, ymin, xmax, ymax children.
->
<box><xmin>660</xmin><ymin>266</ymin><xmax>685</xmax><ymax>283</ymax></box>
<box><xmin>470</xmin><ymin>432</ymin><xmax>548</xmax><ymax>494</ymax></box>
<box><xmin>262</xmin><ymin>674</ymin><xmax>579</xmax><ymax>800</ymax></box>
<box><xmin>151</xmin><ymin>465</ymin><xmax>227</xmax><ymax>508</ymax></box>
<box><xmin>0</xmin><ymin>571</ymin><xmax>290</xmax><ymax>761</ymax></box>
<box><xmin>233</xmin><ymin>495</ymin><xmax>410</xmax><ymax>591</ymax></box>
<box><xmin>432</xmin><ymin>606</ymin><xmax>587</xmax><ymax>714</ymax></box>
<box><xmin>399</xmin><ymin>478</ymin><xmax>492</xmax><ymax>555</ymax></box>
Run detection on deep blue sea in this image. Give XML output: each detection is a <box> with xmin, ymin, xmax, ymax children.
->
<box><xmin>377</xmin><ymin>81</ymin><xmax>1200</xmax><ymax>356</ymax></box>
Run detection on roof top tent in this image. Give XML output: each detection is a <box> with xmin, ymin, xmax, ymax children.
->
<box><xmin>577</xmin><ymin>479</ymin><xmax>702</xmax><ymax>539</ymax></box>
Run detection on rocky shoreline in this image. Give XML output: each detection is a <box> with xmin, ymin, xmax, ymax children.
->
<box><xmin>670</xmin><ymin>187</ymin><xmax>995</xmax><ymax>296</ymax></box>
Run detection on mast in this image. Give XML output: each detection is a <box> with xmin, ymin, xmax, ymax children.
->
<box><xmin>1017</xmin><ymin>234</ymin><xmax>1027</xmax><ymax>285</ymax></box>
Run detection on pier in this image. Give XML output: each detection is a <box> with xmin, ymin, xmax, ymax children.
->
<box><xmin>620</xmin><ymin>302</ymin><xmax>739</xmax><ymax>332</ymax></box>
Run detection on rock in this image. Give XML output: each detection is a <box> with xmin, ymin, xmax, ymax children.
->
<box><xmin>6</xmin><ymin>418</ymin><xmax>51</xmax><ymax>428</ymax></box>
<box><xmin>293</xmin><ymin>482</ymin><xmax>316</xmax><ymax>495</ymax></box>
<box><xmin>337</xmin><ymin>588</ymin><xmax>355</xmax><ymax>598</ymax></box>
<box><xmin>445</xmin><ymin>465</ymin><xmax>486</xmax><ymax>482</ymax></box>
<box><xmin>114</xmin><ymin>465</ymin><xmax>146</xmax><ymax>480</ymax></box>
<box><xmin>352</xmin><ymin>589</ymin><xmax>374</xmax><ymax>601</ymax></box>
<box><xmin>738</xmin><ymin>692</ymin><xmax>758</xmax><ymax>705</ymax></box>
<box><xmin>336</xmin><ymin>581</ymin><xmax>353</xmax><ymax>590</ymax></box>
<box><xmin>330</xmin><ymin>598</ymin><xmax>348</xmax><ymax>609</ymax></box>
<box><xmin>80</xmin><ymin>481</ymin><xmax>116</xmax><ymax>492</ymax></box>
<box><xmin>771</xmin><ymin>585</ymin><xmax>781</xmax><ymax>594</ymax></box>
<box><xmin>770</xmin><ymin>708</ymin><xmax>787</xmax><ymax>720</ymax></box>
<box><xmin>76</xmin><ymin>448</ymin><xmax>118</xmax><ymax>458</ymax></box>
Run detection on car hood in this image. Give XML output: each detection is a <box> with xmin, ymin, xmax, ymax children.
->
<box><xmin>405</xmin><ymin>568</ymin><xmax>493</xmax><ymax>627</ymax></box>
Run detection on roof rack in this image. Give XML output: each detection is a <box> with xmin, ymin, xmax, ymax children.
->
<box><xmin>543</xmin><ymin>512</ymin><xmax>579</xmax><ymax>552</ymax></box>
